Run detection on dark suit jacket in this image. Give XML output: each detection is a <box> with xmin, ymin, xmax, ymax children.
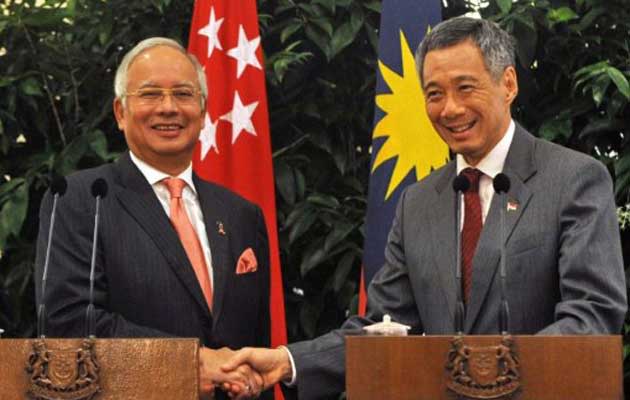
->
<box><xmin>35</xmin><ymin>151</ymin><xmax>270</xmax><ymax>348</ymax></box>
<box><xmin>286</xmin><ymin>125</ymin><xmax>627</xmax><ymax>399</ymax></box>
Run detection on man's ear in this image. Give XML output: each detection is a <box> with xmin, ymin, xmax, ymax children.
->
<box><xmin>113</xmin><ymin>98</ymin><xmax>126</xmax><ymax>131</ymax></box>
<box><xmin>503</xmin><ymin>66</ymin><xmax>518</xmax><ymax>105</ymax></box>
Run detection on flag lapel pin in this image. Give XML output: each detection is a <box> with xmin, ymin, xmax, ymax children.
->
<box><xmin>507</xmin><ymin>199</ymin><xmax>519</xmax><ymax>212</ymax></box>
<box><xmin>217</xmin><ymin>221</ymin><xmax>226</xmax><ymax>236</ymax></box>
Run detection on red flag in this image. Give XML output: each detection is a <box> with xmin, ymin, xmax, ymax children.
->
<box><xmin>188</xmin><ymin>1</ymin><xmax>287</xmax><ymax>397</ymax></box>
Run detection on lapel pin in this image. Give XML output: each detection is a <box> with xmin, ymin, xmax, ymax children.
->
<box><xmin>216</xmin><ymin>221</ymin><xmax>226</xmax><ymax>236</ymax></box>
<box><xmin>507</xmin><ymin>199</ymin><xmax>519</xmax><ymax>212</ymax></box>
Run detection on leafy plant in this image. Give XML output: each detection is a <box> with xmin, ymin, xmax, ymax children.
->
<box><xmin>0</xmin><ymin>0</ymin><xmax>195</xmax><ymax>336</ymax></box>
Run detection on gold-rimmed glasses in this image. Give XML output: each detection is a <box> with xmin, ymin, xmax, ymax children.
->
<box><xmin>125</xmin><ymin>87</ymin><xmax>201</xmax><ymax>106</ymax></box>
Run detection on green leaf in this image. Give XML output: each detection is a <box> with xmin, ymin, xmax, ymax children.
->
<box><xmin>591</xmin><ymin>74</ymin><xmax>610</xmax><ymax>107</ymax></box>
<box><xmin>0</xmin><ymin>179</ymin><xmax>28</xmax><ymax>251</ymax></box>
<box><xmin>606</xmin><ymin>67</ymin><xmax>630</xmax><ymax>100</ymax></box>
<box><xmin>55</xmin><ymin>134</ymin><xmax>89</xmax><ymax>176</ymax></box>
<box><xmin>66</xmin><ymin>0</ymin><xmax>78</xmax><ymax>17</ymax></box>
<box><xmin>0</xmin><ymin>76</ymin><xmax>18</xmax><ymax>88</ymax></box>
<box><xmin>86</xmin><ymin>130</ymin><xmax>108</xmax><ymax>160</ymax></box>
<box><xmin>363</xmin><ymin>1</ymin><xmax>381</xmax><ymax>13</ymax></box>
<box><xmin>275</xmin><ymin>160</ymin><xmax>296</xmax><ymax>205</ymax></box>
<box><xmin>324</xmin><ymin>222</ymin><xmax>355</xmax><ymax>253</ymax></box>
<box><xmin>333</xmin><ymin>251</ymin><xmax>356</xmax><ymax>292</ymax></box>
<box><xmin>547</xmin><ymin>7</ymin><xmax>578</xmax><ymax>25</ymax></box>
<box><xmin>19</xmin><ymin>77</ymin><xmax>44</xmax><ymax>97</ymax></box>
<box><xmin>307</xmin><ymin>194</ymin><xmax>340</xmax><ymax>209</ymax></box>
<box><xmin>330</xmin><ymin>22</ymin><xmax>359</xmax><ymax>59</ymax></box>
<box><xmin>538</xmin><ymin>116</ymin><xmax>572</xmax><ymax>142</ymax></box>
<box><xmin>280</xmin><ymin>20</ymin><xmax>303</xmax><ymax>43</ymax></box>
<box><xmin>305</xmin><ymin>25</ymin><xmax>331</xmax><ymax>60</ymax></box>
<box><xmin>21</xmin><ymin>9</ymin><xmax>71</xmax><ymax>28</ymax></box>
<box><xmin>349</xmin><ymin>5</ymin><xmax>365</xmax><ymax>34</ymax></box>
<box><xmin>576</xmin><ymin>6</ymin><xmax>606</xmax><ymax>31</ymax></box>
<box><xmin>496</xmin><ymin>0</ymin><xmax>512</xmax><ymax>14</ymax></box>
<box><xmin>312</xmin><ymin>0</ymin><xmax>335</xmax><ymax>13</ymax></box>
<box><xmin>309</xmin><ymin>17</ymin><xmax>333</xmax><ymax>38</ymax></box>
<box><xmin>289</xmin><ymin>207</ymin><xmax>318</xmax><ymax>244</ymax></box>
<box><xmin>300</xmin><ymin>240</ymin><xmax>327</xmax><ymax>276</ymax></box>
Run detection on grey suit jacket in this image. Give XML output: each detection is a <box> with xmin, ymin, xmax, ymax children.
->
<box><xmin>35</xmin><ymin>152</ymin><xmax>270</xmax><ymax>352</ymax></box>
<box><xmin>287</xmin><ymin>125</ymin><xmax>627</xmax><ymax>399</ymax></box>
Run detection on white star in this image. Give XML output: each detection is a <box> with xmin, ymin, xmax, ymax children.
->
<box><xmin>226</xmin><ymin>25</ymin><xmax>262</xmax><ymax>78</ymax></box>
<box><xmin>199</xmin><ymin>113</ymin><xmax>219</xmax><ymax>159</ymax></box>
<box><xmin>197</xmin><ymin>7</ymin><xmax>223</xmax><ymax>58</ymax></box>
<box><xmin>219</xmin><ymin>92</ymin><xmax>259</xmax><ymax>144</ymax></box>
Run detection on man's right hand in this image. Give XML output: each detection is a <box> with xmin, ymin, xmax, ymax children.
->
<box><xmin>221</xmin><ymin>347</ymin><xmax>293</xmax><ymax>392</ymax></box>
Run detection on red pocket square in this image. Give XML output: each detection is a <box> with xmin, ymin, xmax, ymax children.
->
<box><xmin>236</xmin><ymin>248</ymin><xmax>258</xmax><ymax>274</ymax></box>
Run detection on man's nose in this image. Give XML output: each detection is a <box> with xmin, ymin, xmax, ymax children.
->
<box><xmin>441</xmin><ymin>94</ymin><xmax>464</xmax><ymax>119</ymax></box>
<box><xmin>156</xmin><ymin>93</ymin><xmax>179</xmax><ymax>113</ymax></box>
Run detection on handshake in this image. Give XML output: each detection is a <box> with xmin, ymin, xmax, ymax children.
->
<box><xmin>199</xmin><ymin>346</ymin><xmax>293</xmax><ymax>399</ymax></box>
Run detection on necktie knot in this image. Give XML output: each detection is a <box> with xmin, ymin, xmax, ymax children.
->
<box><xmin>163</xmin><ymin>177</ymin><xmax>186</xmax><ymax>199</ymax></box>
<box><xmin>462</xmin><ymin>168</ymin><xmax>483</xmax><ymax>192</ymax></box>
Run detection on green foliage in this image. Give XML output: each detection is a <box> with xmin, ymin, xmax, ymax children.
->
<box><xmin>259</xmin><ymin>0</ymin><xmax>378</xmax><ymax>340</ymax></box>
<box><xmin>0</xmin><ymin>0</ymin><xmax>195</xmax><ymax>336</ymax></box>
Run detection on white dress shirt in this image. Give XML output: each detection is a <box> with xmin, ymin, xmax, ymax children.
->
<box><xmin>457</xmin><ymin>119</ymin><xmax>515</xmax><ymax>225</ymax></box>
<box><xmin>129</xmin><ymin>151</ymin><xmax>214</xmax><ymax>286</ymax></box>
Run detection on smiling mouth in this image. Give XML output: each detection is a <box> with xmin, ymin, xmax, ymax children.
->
<box><xmin>152</xmin><ymin>124</ymin><xmax>184</xmax><ymax>131</ymax></box>
<box><xmin>446</xmin><ymin>121</ymin><xmax>476</xmax><ymax>133</ymax></box>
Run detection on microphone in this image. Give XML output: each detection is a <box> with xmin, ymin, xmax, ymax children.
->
<box><xmin>37</xmin><ymin>176</ymin><xmax>68</xmax><ymax>338</ymax></box>
<box><xmin>493</xmin><ymin>173</ymin><xmax>511</xmax><ymax>334</ymax></box>
<box><xmin>452</xmin><ymin>173</ymin><xmax>470</xmax><ymax>335</ymax></box>
<box><xmin>85</xmin><ymin>178</ymin><xmax>108</xmax><ymax>338</ymax></box>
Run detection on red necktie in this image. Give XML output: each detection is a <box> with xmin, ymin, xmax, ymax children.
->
<box><xmin>162</xmin><ymin>178</ymin><xmax>213</xmax><ymax>310</ymax></box>
<box><xmin>461</xmin><ymin>168</ymin><xmax>483</xmax><ymax>303</ymax></box>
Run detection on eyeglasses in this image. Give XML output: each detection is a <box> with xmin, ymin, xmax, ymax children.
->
<box><xmin>125</xmin><ymin>87</ymin><xmax>201</xmax><ymax>105</ymax></box>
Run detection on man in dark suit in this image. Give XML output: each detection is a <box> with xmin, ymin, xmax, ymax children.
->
<box><xmin>35</xmin><ymin>37</ymin><xmax>268</xmax><ymax>398</ymax></box>
<box><xmin>221</xmin><ymin>17</ymin><xmax>628</xmax><ymax>399</ymax></box>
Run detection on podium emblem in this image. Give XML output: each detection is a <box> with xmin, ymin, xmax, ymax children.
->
<box><xmin>26</xmin><ymin>338</ymin><xmax>101</xmax><ymax>400</ymax></box>
<box><xmin>446</xmin><ymin>335</ymin><xmax>520</xmax><ymax>399</ymax></box>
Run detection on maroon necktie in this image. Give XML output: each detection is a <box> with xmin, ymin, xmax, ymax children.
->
<box><xmin>461</xmin><ymin>168</ymin><xmax>483</xmax><ymax>303</ymax></box>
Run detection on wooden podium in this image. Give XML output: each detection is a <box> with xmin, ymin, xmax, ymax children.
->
<box><xmin>0</xmin><ymin>338</ymin><xmax>199</xmax><ymax>400</ymax></box>
<box><xmin>346</xmin><ymin>335</ymin><xmax>623</xmax><ymax>400</ymax></box>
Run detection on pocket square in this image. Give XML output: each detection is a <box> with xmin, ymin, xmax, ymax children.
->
<box><xmin>236</xmin><ymin>248</ymin><xmax>258</xmax><ymax>274</ymax></box>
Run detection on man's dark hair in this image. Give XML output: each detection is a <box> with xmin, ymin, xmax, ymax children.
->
<box><xmin>415</xmin><ymin>17</ymin><xmax>516</xmax><ymax>84</ymax></box>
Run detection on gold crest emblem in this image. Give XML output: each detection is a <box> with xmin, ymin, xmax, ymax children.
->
<box><xmin>26</xmin><ymin>338</ymin><xmax>101</xmax><ymax>400</ymax></box>
<box><xmin>446</xmin><ymin>335</ymin><xmax>520</xmax><ymax>399</ymax></box>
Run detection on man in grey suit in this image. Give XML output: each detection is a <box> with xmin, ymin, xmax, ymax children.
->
<box><xmin>35</xmin><ymin>38</ymin><xmax>268</xmax><ymax>399</ymax></box>
<box><xmin>221</xmin><ymin>17</ymin><xmax>627</xmax><ymax>399</ymax></box>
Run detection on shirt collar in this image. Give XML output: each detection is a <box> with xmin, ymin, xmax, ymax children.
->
<box><xmin>129</xmin><ymin>151</ymin><xmax>197</xmax><ymax>195</ymax></box>
<box><xmin>456</xmin><ymin>119</ymin><xmax>515</xmax><ymax>178</ymax></box>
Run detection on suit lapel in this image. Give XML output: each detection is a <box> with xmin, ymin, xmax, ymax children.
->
<box><xmin>429</xmin><ymin>163</ymin><xmax>458</xmax><ymax>330</ymax></box>
<box><xmin>464</xmin><ymin>126</ymin><xmax>536</xmax><ymax>332</ymax></box>
<box><xmin>112</xmin><ymin>153</ymin><xmax>211</xmax><ymax>317</ymax></box>
<box><xmin>194</xmin><ymin>175</ymin><xmax>232</xmax><ymax>325</ymax></box>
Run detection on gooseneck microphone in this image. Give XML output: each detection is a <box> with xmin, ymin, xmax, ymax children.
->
<box><xmin>86</xmin><ymin>178</ymin><xmax>108</xmax><ymax>338</ymax></box>
<box><xmin>452</xmin><ymin>173</ymin><xmax>470</xmax><ymax>334</ymax></box>
<box><xmin>37</xmin><ymin>176</ymin><xmax>68</xmax><ymax>338</ymax></box>
<box><xmin>493</xmin><ymin>173</ymin><xmax>511</xmax><ymax>334</ymax></box>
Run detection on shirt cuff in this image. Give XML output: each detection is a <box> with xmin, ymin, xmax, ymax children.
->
<box><xmin>278</xmin><ymin>345</ymin><xmax>297</xmax><ymax>386</ymax></box>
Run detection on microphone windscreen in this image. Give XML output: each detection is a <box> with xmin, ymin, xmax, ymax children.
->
<box><xmin>91</xmin><ymin>178</ymin><xmax>108</xmax><ymax>198</ymax></box>
<box><xmin>50</xmin><ymin>176</ymin><xmax>67</xmax><ymax>196</ymax></box>
<box><xmin>452</xmin><ymin>174</ymin><xmax>470</xmax><ymax>193</ymax></box>
<box><xmin>493</xmin><ymin>173</ymin><xmax>511</xmax><ymax>194</ymax></box>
